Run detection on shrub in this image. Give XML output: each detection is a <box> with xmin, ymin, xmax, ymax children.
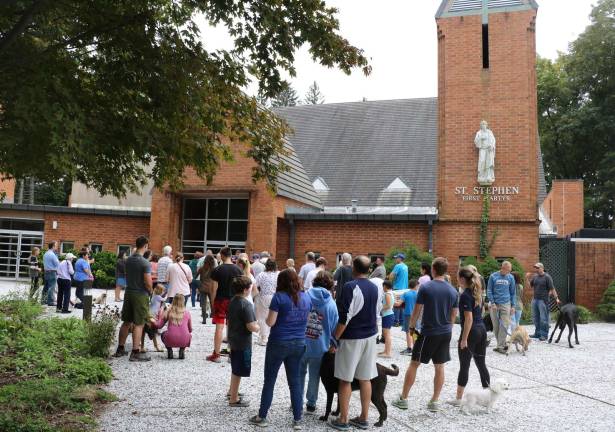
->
<box><xmin>384</xmin><ymin>243</ymin><xmax>433</xmax><ymax>280</ymax></box>
<box><xmin>460</xmin><ymin>256</ymin><xmax>525</xmax><ymax>281</ymax></box>
<box><xmin>596</xmin><ymin>280</ymin><xmax>615</xmax><ymax>322</ymax></box>
<box><xmin>90</xmin><ymin>251</ymin><xmax>117</xmax><ymax>288</ymax></box>
<box><xmin>86</xmin><ymin>305</ymin><xmax>121</xmax><ymax>358</ymax></box>
<box><xmin>575</xmin><ymin>305</ymin><xmax>593</xmax><ymax>324</ymax></box>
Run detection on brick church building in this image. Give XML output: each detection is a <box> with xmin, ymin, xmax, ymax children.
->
<box><xmin>3</xmin><ymin>0</ymin><xmax>576</xmax><ymax>280</ymax></box>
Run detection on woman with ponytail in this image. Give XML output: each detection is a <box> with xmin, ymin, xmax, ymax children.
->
<box><xmin>448</xmin><ymin>267</ymin><xmax>490</xmax><ymax>406</ymax></box>
<box><xmin>166</xmin><ymin>253</ymin><xmax>193</xmax><ymax>305</ymax></box>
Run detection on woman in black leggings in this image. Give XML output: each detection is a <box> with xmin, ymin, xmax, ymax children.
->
<box><xmin>449</xmin><ymin>267</ymin><xmax>490</xmax><ymax>406</ymax></box>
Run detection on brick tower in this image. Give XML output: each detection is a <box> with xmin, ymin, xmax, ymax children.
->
<box><xmin>434</xmin><ymin>0</ymin><xmax>540</xmax><ymax>271</ymax></box>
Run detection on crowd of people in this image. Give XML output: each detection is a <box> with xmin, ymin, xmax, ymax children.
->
<box><xmin>33</xmin><ymin>236</ymin><xmax>561</xmax><ymax>430</ymax></box>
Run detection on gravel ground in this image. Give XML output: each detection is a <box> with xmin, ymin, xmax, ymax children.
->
<box><xmin>1</xmin><ymin>281</ymin><xmax>614</xmax><ymax>431</ymax></box>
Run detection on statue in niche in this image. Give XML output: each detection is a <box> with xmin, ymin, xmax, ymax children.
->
<box><xmin>474</xmin><ymin>120</ymin><xmax>496</xmax><ymax>185</ymax></box>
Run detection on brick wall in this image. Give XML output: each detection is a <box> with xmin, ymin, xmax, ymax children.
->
<box><xmin>0</xmin><ymin>178</ymin><xmax>15</xmax><ymax>203</ymax></box>
<box><xmin>575</xmin><ymin>241</ymin><xmax>615</xmax><ymax>310</ymax></box>
<box><xmin>435</xmin><ymin>10</ymin><xmax>540</xmax><ymax>270</ymax></box>
<box><xmin>149</xmin><ymin>144</ymin><xmax>311</xmax><ymax>257</ymax></box>
<box><xmin>289</xmin><ymin>221</ymin><xmax>430</xmax><ymax>264</ymax></box>
<box><xmin>542</xmin><ymin>180</ymin><xmax>584</xmax><ymax>237</ymax></box>
<box><xmin>43</xmin><ymin>213</ymin><xmax>150</xmax><ymax>253</ymax></box>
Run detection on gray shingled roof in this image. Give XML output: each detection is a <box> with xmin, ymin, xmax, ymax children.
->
<box><xmin>275</xmin><ymin>98</ymin><xmax>548</xmax><ymax>211</ymax></box>
<box><xmin>436</xmin><ymin>0</ymin><xmax>538</xmax><ymax>18</ymax></box>
<box><xmin>275</xmin><ymin>139</ymin><xmax>322</xmax><ymax>209</ymax></box>
<box><xmin>274</xmin><ymin>98</ymin><xmax>438</xmax><ymax>209</ymax></box>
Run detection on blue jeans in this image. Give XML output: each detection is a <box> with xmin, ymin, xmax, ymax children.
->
<box><xmin>190</xmin><ymin>280</ymin><xmax>199</xmax><ymax>307</ymax></box>
<box><xmin>43</xmin><ymin>271</ymin><xmax>57</xmax><ymax>305</ymax></box>
<box><xmin>259</xmin><ymin>339</ymin><xmax>306</xmax><ymax>421</ymax></box>
<box><xmin>299</xmin><ymin>353</ymin><xmax>323</xmax><ymax>408</ymax></box>
<box><xmin>511</xmin><ymin>308</ymin><xmax>522</xmax><ymax>327</ymax></box>
<box><xmin>532</xmin><ymin>299</ymin><xmax>549</xmax><ymax>338</ymax></box>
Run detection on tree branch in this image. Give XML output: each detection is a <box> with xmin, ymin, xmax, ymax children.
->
<box><xmin>0</xmin><ymin>0</ymin><xmax>48</xmax><ymax>54</ymax></box>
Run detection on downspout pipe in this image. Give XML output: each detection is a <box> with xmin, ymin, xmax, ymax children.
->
<box><xmin>428</xmin><ymin>219</ymin><xmax>434</xmax><ymax>255</ymax></box>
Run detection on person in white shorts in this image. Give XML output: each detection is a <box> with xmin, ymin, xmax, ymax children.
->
<box><xmin>330</xmin><ymin>256</ymin><xmax>380</xmax><ymax>431</ymax></box>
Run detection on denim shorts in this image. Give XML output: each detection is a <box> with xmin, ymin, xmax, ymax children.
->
<box><xmin>116</xmin><ymin>277</ymin><xmax>127</xmax><ymax>288</ymax></box>
<box><xmin>230</xmin><ymin>349</ymin><xmax>252</xmax><ymax>377</ymax></box>
<box><xmin>381</xmin><ymin>314</ymin><xmax>394</xmax><ymax>329</ymax></box>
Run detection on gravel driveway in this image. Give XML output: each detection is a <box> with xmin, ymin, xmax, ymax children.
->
<box><xmin>98</xmin><ymin>306</ymin><xmax>615</xmax><ymax>432</ymax></box>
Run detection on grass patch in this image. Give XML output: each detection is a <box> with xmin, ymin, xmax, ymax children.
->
<box><xmin>0</xmin><ymin>293</ymin><xmax>116</xmax><ymax>431</ymax></box>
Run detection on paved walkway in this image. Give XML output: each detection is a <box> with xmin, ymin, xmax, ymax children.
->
<box><xmin>2</xmin><ymin>281</ymin><xmax>614</xmax><ymax>431</ymax></box>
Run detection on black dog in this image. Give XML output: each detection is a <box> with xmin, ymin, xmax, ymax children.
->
<box><xmin>549</xmin><ymin>303</ymin><xmax>580</xmax><ymax>348</ymax></box>
<box><xmin>319</xmin><ymin>351</ymin><xmax>399</xmax><ymax>427</ymax></box>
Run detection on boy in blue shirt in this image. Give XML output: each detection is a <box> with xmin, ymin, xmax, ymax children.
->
<box><xmin>398</xmin><ymin>279</ymin><xmax>418</xmax><ymax>355</ymax></box>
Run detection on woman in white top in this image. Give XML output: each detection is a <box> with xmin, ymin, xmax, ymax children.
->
<box><xmin>166</xmin><ymin>253</ymin><xmax>193</xmax><ymax>305</ymax></box>
<box><xmin>254</xmin><ymin>258</ymin><xmax>279</xmax><ymax>346</ymax></box>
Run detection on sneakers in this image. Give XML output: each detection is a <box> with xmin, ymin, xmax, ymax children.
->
<box><xmin>328</xmin><ymin>419</ymin><xmax>350</xmax><ymax>430</ymax></box>
<box><xmin>427</xmin><ymin>400</ymin><xmax>442</xmax><ymax>412</ymax></box>
<box><xmin>249</xmin><ymin>416</ymin><xmax>269</xmax><ymax>427</ymax></box>
<box><xmin>129</xmin><ymin>351</ymin><xmax>151</xmax><ymax>362</ymax></box>
<box><xmin>446</xmin><ymin>399</ymin><xmax>462</xmax><ymax>407</ymax></box>
<box><xmin>400</xmin><ymin>348</ymin><xmax>413</xmax><ymax>356</ymax></box>
<box><xmin>206</xmin><ymin>353</ymin><xmax>222</xmax><ymax>363</ymax></box>
<box><xmin>377</xmin><ymin>352</ymin><xmax>392</xmax><ymax>358</ymax></box>
<box><xmin>493</xmin><ymin>347</ymin><xmax>507</xmax><ymax>354</ymax></box>
<box><xmin>392</xmin><ymin>396</ymin><xmax>408</xmax><ymax>410</ymax></box>
<box><xmin>305</xmin><ymin>405</ymin><xmax>316</xmax><ymax>414</ymax></box>
<box><xmin>113</xmin><ymin>347</ymin><xmax>128</xmax><ymax>357</ymax></box>
<box><xmin>349</xmin><ymin>417</ymin><xmax>369</xmax><ymax>430</ymax></box>
<box><xmin>292</xmin><ymin>420</ymin><xmax>303</xmax><ymax>430</ymax></box>
<box><xmin>226</xmin><ymin>392</ymin><xmax>244</xmax><ymax>400</ymax></box>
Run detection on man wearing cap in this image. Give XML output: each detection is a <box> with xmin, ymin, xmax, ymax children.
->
<box><xmin>527</xmin><ymin>263</ymin><xmax>559</xmax><ymax>341</ymax></box>
<box><xmin>251</xmin><ymin>253</ymin><xmax>264</xmax><ymax>277</ymax></box>
<box><xmin>487</xmin><ymin>261</ymin><xmax>516</xmax><ymax>353</ymax></box>
<box><xmin>389</xmin><ymin>253</ymin><xmax>409</xmax><ymax>326</ymax></box>
<box><xmin>56</xmin><ymin>252</ymin><xmax>75</xmax><ymax>313</ymax></box>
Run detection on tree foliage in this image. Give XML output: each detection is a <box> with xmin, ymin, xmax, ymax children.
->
<box><xmin>537</xmin><ymin>0</ymin><xmax>615</xmax><ymax>228</ymax></box>
<box><xmin>0</xmin><ymin>0</ymin><xmax>370</xmax><ymax>197</ymax></box>
<box><xmin>304</xmin><ymin>81</ymin><xmax>325</xmax><ymax>104</ymax></box>
<box><xmin>270</xmin><ymin>84</ymin><xmax>300</xmax><ymax>107</ymax></box>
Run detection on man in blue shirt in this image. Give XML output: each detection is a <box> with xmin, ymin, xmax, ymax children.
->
<box><xmin>389</xmin><ymin>253</ymin><xmax>409</xmax><ymax>326</ymax></box>
<box><xmin>487</xmin><ymin>261</ymin><xmax>516</xmax><ymax>354</ymax></box>
<box><xmin>392</xmin><ymin>257</ymin><xmax>458</xmax><ymax>413</ymax></box>
<box><xmin>330</xmin><ymin>256</ymin><xmax>379</xmax><ymax>431</ymax></box>
<box><xmin>42</xmin><ymin>241</ymin><xmax>60</xmax><ymax>306</ymax></box>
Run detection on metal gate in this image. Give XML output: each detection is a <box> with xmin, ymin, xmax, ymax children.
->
<box><xmin>539</xmin><ymin>238</ymin><xmax>575</xmax><ymax>303</ymax></box>
<box><xmin>0</xmin><ymin>230</ymin><xmax>44</xmax><ymax>279</ymax></box>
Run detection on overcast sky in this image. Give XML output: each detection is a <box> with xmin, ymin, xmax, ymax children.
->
<box><xmin>199</xmin><ymin>0</ymin><xmax>596</xmax><ymax>103</ymax></box>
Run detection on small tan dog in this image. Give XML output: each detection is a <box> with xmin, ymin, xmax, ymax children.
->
<box><xmin>509</xmin><ymin>325</ymin><xmax>530</xmax><ymax>355</ymax></box>
<box><xmin>93</xmin><ymin>292</ymin><xmax>107</xmax><ymax>305</ymax></box>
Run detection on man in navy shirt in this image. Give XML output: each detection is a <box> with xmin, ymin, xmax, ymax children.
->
<box><xmin>392</xmin><ymin>257</ymin><xmax>458</xmax><ymax>413</ymax></box>
<box><xmin>330</xmin><ymin>256</ymin><xmax>379</xmax><ymax>431</ymax></box>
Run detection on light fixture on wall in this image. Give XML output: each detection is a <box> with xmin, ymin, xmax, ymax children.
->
<box><xmin>52</xmin><ymin>220</ymin><xmax>58</xmax><ymax>230</ymax></box>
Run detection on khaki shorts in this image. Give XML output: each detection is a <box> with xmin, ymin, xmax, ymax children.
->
<box><xmin>121</xmin><ymin>291</ymin><xmax>150</xmax><ymax>326</ymax></box>
<box><xmin>334</xmin><ymin>335</ymin><xmax>378</xmax><ymax>382</ymax></box>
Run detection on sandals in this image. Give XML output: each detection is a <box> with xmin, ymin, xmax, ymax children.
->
<box><xmin>349</xmin><ymin>417</ymin><xmax>369</xmax><ymax>430</ymax></box>
<box><xmin>228</xmin><ymin>397</ymin><xmax>249</xmax><ymax>407</ymax></box>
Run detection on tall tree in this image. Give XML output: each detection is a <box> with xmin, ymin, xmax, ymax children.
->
<box><xmin>0</xmin><ymin>1</ymin><xmax>370</xmax><ymax>197</ymax></box>
<box><xmin>537</xmin><ymin>0</ymin><xmax>615</xmax><ymax>228</ymax></box>
<box><xmin>270</xmin><ymin>85</ymin><xmax>300</xmax><ymax>107</ymax></box>
<box><xmin>304</xmin><ymin>81</ymin><xmax>325</xmax><ymax>104</ymax></box>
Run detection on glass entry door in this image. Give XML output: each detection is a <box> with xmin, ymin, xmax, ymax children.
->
<box><xmin>0</xmin><ymin>230</ymin><xmax>44</xmax><ymax>279</ymax></box>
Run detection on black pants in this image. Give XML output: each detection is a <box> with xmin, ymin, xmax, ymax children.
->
<box><xmin>57</xmin><ymin>278</ymin><xmax>72</xmax><ymax>312</ymax></box>
<box><xmin>457</xmin><ymin>324</ymin><xmax>490</xmax><ymax>388</ymax></box>
<box><xmin>75</xmin><ymin>280</ymin><xmax>85</xmax><ymax>309</ymax></box>
<box><xmin>30</xmin><ymin>276</ymin><xmax>39</xmax><ymax>297</ymax></box>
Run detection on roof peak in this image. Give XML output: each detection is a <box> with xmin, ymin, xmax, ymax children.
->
<box><xmin>273</xmin><ymin>96</ymin><xmax>437</xmax><ymax>111</ymax></box>
<box><xmin>436</xmin><ymin>0</ymin><xmax>538</xmax><ymax>19</ymax></box>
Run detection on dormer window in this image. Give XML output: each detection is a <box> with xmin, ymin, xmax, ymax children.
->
<box><xmin>384</xmin><ymin>178</ymin><xmax>411</xmax><ymax>192</ymax></box>
<box><xmin>312</xmin><ymin>177</ymin><xmax>329</xmax><ymax>192</ymax></box>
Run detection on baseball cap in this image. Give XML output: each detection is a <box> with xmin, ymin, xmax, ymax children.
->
<box><xmin>65</xmin><ymin>253</ymin><xmax>76</xmax><ymax>260</ymax></box>
<box><xmin>534</xmin><ymin>262</ymin><xmax>544</xmax><ymax>270</ymax></box>
<box><xmin>393</xmin><ymin>253</ymin><xmax>406</xmax><ymax>260</ymax></box>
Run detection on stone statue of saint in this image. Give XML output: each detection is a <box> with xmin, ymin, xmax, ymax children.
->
<box><xmin>474</xmin><ymin>120</ymin><xmax>496</xmax><ymax>185</ymax></box>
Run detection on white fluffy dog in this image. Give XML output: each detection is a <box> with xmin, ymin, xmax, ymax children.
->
<box><xmin>461</xmin><ymin>379</ymin><xmax>510</xmax><ymax>414</ymax></box>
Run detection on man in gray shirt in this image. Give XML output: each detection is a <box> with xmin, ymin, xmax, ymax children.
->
<box><xmin>527</xmin><ymin>263</ymin><xmax>560</xmax><ymax>341</ymax></box>
<box><xmin>114</xmin><ymin>236</ymin><xmax>153</xmax><ymax>362</ymax></box>
<box><xmin>370</xmin><ymin>256</ymin><xmax>386</xmax><ymax>279</ymax></box>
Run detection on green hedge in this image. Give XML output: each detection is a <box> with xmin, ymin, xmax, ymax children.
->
<box><xmin>460</xmin><ymin>256</ymin><xmax>525</xmax><ymax>281</ymax></box>
<box><xmin>384</xmin><ymin>243</ymin><xmax>433</xmax><ymax>281</ymax></box>
<box><xmin>39</xmin><ymin>249</ymin><xmax>118</xmax><ymax>288</ymax></box>
<box><xmin>596</xmin><ymin>280</ymin><xmax>615</xmax><ymax>322</ymax></box>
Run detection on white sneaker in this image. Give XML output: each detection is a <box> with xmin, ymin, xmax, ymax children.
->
<box><xmin>446</xmin><ymin>399</ymin><xmax>462</xmax><ymax>407</ymax></box>
<box><xmin>427</xmin><ymin>400</ymin><xmax>442</xmax><ymax>412</ymax></box>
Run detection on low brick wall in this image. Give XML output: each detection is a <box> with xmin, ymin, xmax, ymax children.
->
<box><xmin>575</xmin><ymin>241</ymin><xmax>615</xmax><ymax>310</ymax></box>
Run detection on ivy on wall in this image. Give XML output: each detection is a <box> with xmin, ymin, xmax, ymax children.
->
<box><xmin>479</xmin><ymin>191</ymin><xmax>499</xmax><ymax>259</ymax></box>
